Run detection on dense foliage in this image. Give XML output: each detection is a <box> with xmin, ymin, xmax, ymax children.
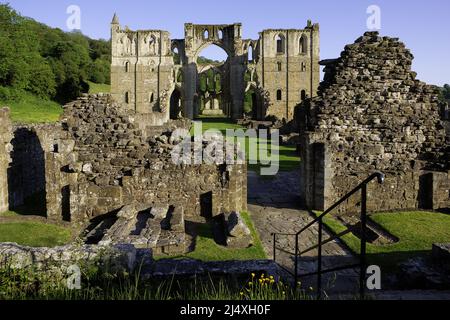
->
<box><xmin>0</xmin><ymin>4</ymin><xmax>110</xmax><ymax>104</ymax></box>
<box><xmin>439</xmin><ymin>84</ymin><xmax>450</xmax><ymax>103</ymax></box>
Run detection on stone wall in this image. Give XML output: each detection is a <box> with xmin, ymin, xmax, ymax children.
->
<box><xmin>253</xmin><ymin>21</ymin><xmax>320</xmax><ymax>121</ymax></box>
<box><xmin>0</xmin><ymin>108</ymin><xmax>12</xmax><ymax>212</ymax></box>
<box><xmin>46</xmin><ymin>94</ymin><xmax>246</xmax><ymax>225</ymax></box>
<box><xmin>111</xmin><ymin>16</ymin><xmax>320</xmax><ymax>123</ymax></box>
<box><xmin>298</xmin><ymin>32</ymin><xmax>449</xmax><ymax>214</ymax></box>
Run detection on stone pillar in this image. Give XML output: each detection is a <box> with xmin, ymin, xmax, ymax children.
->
<box><xmin>0</xmin><ymin>108</ymin><xmax>12</xmax><ymax>213</ymax></box>
<box><xmin>229</xmin><ymin>62</ymin><xmax>245</xmax><ymax>119</ymax></box>
<box><xmin>182</xmin><ymin>63</ymin><xmax>197</xmax><ymax>119</ymax></box>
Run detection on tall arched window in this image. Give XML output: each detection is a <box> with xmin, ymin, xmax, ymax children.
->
<box><xmin>301</xmin><ymin>90</ymin><xmax>306</xmax><ymax>101</ymax></box>
<box><xmin>125</xmin><ymin>92</ymin><xmax>130</xmax><ymax>104</ymax></box>
<box><xmin>125</xmin><ymin>61</ymin><xmax>130</xmax><ymax>72</ymax></box>
<box><xmin>150</xmin><ymin>92</ymin><xmax>154</xmax><ymax>103</ymax></box>
<box><xmin>276</xmin><ymin>89</ymin><xmax>282</xmax><ymax>101</ymax></box>
<box><xmin>277</xmin><ymin>62</ymin><xmax>282</xmax><ymax>72</ymax></box>
<box><xmin>276</xmin><ymin>34</ymin><xmax>285</xmax><ymax>54</ymax></box>
<box><xmin>218</xmin><ymin>29</ymin><xmax>223</xmax><ymax>39</ymax></box>
<box><xmin>203</xmin><ymin>29</ymin><xmax>209</xmax><ymax>39</ymax></box>
<box><xmin>300</xmin><ymin>35</ymin><xmax>308</xmax><ymax>54</ymax></box>
<box><xmin>248</xmin><ymin>45</ymin><xmax>254</xmax><ymax>62</ymax></box>
<box><xmin>173</xmin><ymin>46</ymin><xmax>180</xmax><ymax>64</ymax></box>
<box><xmin>149</xmin><ymin>36</ymin><xmax>156</xmax><ymax>54</ymax></box>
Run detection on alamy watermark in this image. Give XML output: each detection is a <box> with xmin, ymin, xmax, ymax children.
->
<box><xmin>366</xmin><ymin>265</ymin><xmax>381</xmax><ymax>290</ymax></box>
<box><xmin>367</xmin><ymin>5</ymin><xmax>381</xmax><ymax>30</ymax></box>
<box><xmin>66</xmin><ymin>5</ymin><xmax>81</xmax><ymax>31</ymax></box>
<box><xmin>66</xmin><ymin>264</ymin><xmax>81</xmax><ymax>289</ymax></box>
<box><xmin>170</xmin><ymin>122</ymin><xmax>280</xmax><ymax>176</ymax></box>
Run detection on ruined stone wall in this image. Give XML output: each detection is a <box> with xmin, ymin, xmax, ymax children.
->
<box><xmin>298</xmin><ymin>32</ymin><xmax>449</xmax><ymax>214</ymax></box>
<box><xmin>110</xmin><ymin>17</ymin><xmax>320</xmax><ymax>123</ymax></box>
<box><xmin>47</xmin><ymin>94</ymin><xmax>246</xmax><ymax>225</ymax></box>
<box><xmin>110</xmin><ymin>14</ymin><xmax>174</xmax><ymax>125</ymax></box>
<box><xmin>0</xmin><ymin>108</ymin><xmax>12</xmax><ymax>212</ymax></box>
<box><xmin>253</xmin><ymin>21</ymin><xmax>320</xmax><ymax>121</ymax></box>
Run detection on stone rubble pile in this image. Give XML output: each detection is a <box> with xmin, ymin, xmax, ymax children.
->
<box><xmin>303</xmin><ymin>31</ymin><xmax>446</xmax><ymax>174</ymax></box>
<box><xmin>298</xmin><ymin>32</ymin><xmax>449</xmax><ymax>213</ymax></box>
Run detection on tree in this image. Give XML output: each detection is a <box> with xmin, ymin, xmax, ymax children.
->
<box><xmin>0</xmin><ymin>4</ymin><xmax>111</xmax><ymax>104</ymax></box>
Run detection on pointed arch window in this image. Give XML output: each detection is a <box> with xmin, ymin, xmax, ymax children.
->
<box><xmin>276</xmin><ymin>34</ymin><xmax>285</xmax><ymax>54</ymax></box>
<box><xmin>301</xmin><ymin>90</ymin><xmax>306</xmax><ymax>101</ymax></box>
<box><xmin>300</xmin><ymin>35</ymin><xmax>308</xmax><ymax>54</ymax></box>
<box><xmin>276</xmin><ymin>89</ymin><xmax>282</xmax><ymax>101</ymax></box>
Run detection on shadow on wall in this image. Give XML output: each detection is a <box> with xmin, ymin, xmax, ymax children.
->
<box><xmin>7</xmin><ymin>128</ymin><xmax>46</xmax><ymax>217</ymax></box>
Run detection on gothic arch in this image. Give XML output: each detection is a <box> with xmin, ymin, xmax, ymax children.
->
<box><xmin>299</xmin><ymin>34</ymin><xmax>308</xmax><ymax>54</ymax></box>
<box><xmin>275</xmin><ymin>34</ymin><xmax>285</xmax><ymax>54</ymax></box>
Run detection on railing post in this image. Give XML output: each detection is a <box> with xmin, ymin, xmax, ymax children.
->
<box><xmin>317</xmin><ymin>217</ymin><xmax>322</xmax><ymax>300</ymax></box>
<box><xmin>294</xmin><ymin>234</ymin><xmax>299</xmax><ymax>287</ymax></box>
<box><xmin>272</xmin><ymin>233</ymin><xmax>276</xmax><ymax>262</ymax></box>
<box><xmin>360</xmin><ymin>183</ymin><xmax>367</xmax><ymax>300</ymax></box>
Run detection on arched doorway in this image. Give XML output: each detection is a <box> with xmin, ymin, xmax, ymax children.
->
<box><xmin>195</xmin><ymin>44</ymin><xmax>229</xmax><ymax>118</ymax></box>
<box><xmin>170</xmin><ymin>88</ymin><xmax>181</xmax><ymax>119</ymax></box>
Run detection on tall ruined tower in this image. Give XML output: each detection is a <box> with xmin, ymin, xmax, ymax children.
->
<box><xmin>253</xmin><ymin>21</ymin><xmax>320</xmax><ymax>120</ymax></box>
<box><xmin>110</xmin><ymin>14</ymin><xmax>174</xmax><ymax>126</ymax></box>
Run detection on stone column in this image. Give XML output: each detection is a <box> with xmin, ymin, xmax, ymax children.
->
<box><xmin>0</xmin><ymin>108</ymin><xmax>12</xmax><ymax>213</ymax></box>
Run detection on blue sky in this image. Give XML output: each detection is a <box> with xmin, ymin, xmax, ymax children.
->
<box><xmin>5</xmin><ymin>0</ymin><xmax>450</xmax><ymax>86</ymax></box>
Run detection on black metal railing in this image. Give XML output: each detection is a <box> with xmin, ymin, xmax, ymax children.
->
<box><xmin>272</xmin><ymin>171</ymin><xmax>385</xmax><ymax>299</ymax></box>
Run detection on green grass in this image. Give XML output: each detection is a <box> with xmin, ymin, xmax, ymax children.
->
<box><xmin>156</xmin><ymin>212</ymin><xmax>266</xmax><ymax>261</ymax></box>
<box><xmin>0</xmin><ymin>91</ymin><xmax>62</xmax><ymax>123</ymax></box>
<box><xmin>191</xmin><ymin>118</ymin><xmax>300</xmax><ymax>172</ymax></box>
<box><xmin>313</xmin><ymin>210</ymin><xmax>450</xmax><ymax>269</ymax></box>
<box><xmin>0</xmin><ymin>265</ymin><xmax>309</xmax><ymax>300</ymax></box>
<box><xmin>88</xmin><ymin>81</ymin><xmax>110</xmax><ymax>94</ymax></box>
<box><xmin>0</xmin><ymin>221</ymin><xmax>72</xmax><ymax>247</ymax></box>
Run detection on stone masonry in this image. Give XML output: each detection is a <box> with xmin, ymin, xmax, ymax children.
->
<box><xmin>298</xmin><ymin>32</ymin><xmax>450</xmax><ymax>214</ymax></box>
<box><xmin>110</xmin><ymin>14</ymin><xmax>319</xmax><ymax>122</ymax></box>
<box><xmin>44</xmin><ymin>94</ymin><xmax>247</xmax><ymax>226</ymax></box>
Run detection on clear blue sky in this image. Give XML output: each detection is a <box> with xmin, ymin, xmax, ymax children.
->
<box><xmin>5</xmin><ymin>0</ymin><xmax>450</xmax><ymax>86</ymax></box>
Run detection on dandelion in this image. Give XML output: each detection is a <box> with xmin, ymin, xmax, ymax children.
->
<box><xmin>240</xmin><ymin>292</ymin><xmax>244</xmax><ymax>296</ymax></box>
<box><xmin>251</xmin><ymin>273</ymin><xmax>255</xmax><ymax>278</ymax></box>
<box><xmin>309</xmin><ymin>286</ymin><xmax>314</xmax><ymax>291</ymax></box>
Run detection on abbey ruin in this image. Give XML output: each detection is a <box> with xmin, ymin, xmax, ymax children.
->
<box><xmin>0</xmin><ymin>16</ymin><xmax>448</xmax><ymax>258</ymax></box>
<box><xmin>110</xmin><ymin>14</ymin><xmax>320</xmax><ymax>123</ymax></box>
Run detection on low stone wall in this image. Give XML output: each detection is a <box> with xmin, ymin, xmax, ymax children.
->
<box><xmin>44</xmin><ymin>94</ymin><xmax>246</xmax><ymax>225</ymax></box>
<box><xmin>0</xmin><ymin>242</ymin><xmax>139</xmax><ymax>272</ymax></box>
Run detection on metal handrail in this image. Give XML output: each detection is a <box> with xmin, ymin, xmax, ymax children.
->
<box><xmin>271</xmin><ymin>171</ymin><xmax>385</xmax><ymax>300</ymax></box>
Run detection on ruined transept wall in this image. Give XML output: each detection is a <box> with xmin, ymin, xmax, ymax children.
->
<box><xmin>298</xmin><ymin>32</ymin><xmax>450</xmax><ymax>214</ymax></box>
<box><xmin>110</xmin><ymin>17</ymin><xmax>321</xmax><ymax>123</ymax></box>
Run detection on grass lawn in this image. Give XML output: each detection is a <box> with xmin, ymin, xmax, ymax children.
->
<box><xmin>88</xmin><ymin>81</ymin><xmax>111</xmax><ymax>94</ymax></box>
<box><xmin>156</xmin><ymin>212</ymin><xmax>266</xmax><ymax>261</ymax></box>
<box><xmin>313</xmin><ymin>210</ymin><xmax>450</xmax><ymax>270</ymax></box>
<box><xmin>0</xmin><ymin>92</ymin><xmax>62</xmax><ymax>123</ymax></box>
<box><xmin>0</xmin><ymin>220</ymin><xmax>72</xmax><ymax>247</ymax></box>
<box><xmin>191</xmin><ymin>118</ymin><xmax>300</xmax><ymax>172</ymax></box>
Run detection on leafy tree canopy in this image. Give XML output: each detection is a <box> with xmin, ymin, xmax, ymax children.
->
<box><xmin>0</xmin><ymin>4</ymin><xmax>110</xmax><ymax>103</ymax></box>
